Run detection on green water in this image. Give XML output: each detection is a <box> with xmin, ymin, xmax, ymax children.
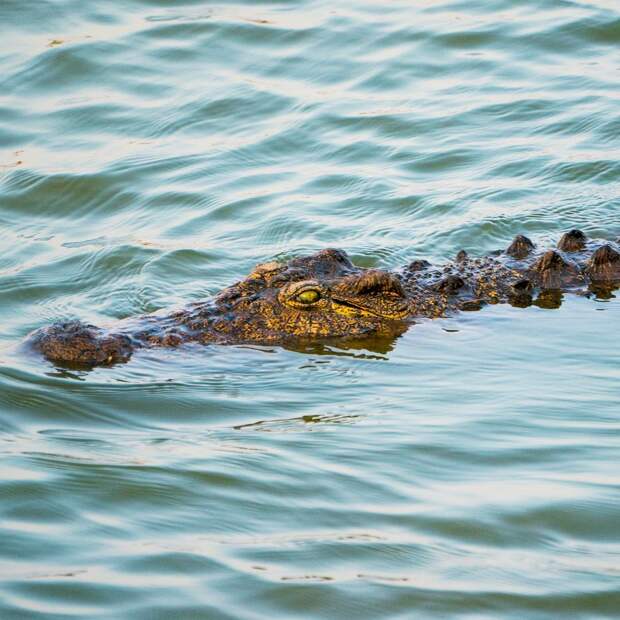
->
<box><xmin>1</xmin><ymin>0</ymin><xmax>619</xmax><ymax>617</ymax></box>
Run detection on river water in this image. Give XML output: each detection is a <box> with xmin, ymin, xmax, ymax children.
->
<box><xmin>1</xmin><ymin>1</ymin><xmax>619</xmax><ymax>618</ymax></box>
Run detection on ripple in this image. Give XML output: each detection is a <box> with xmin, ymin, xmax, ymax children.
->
<box><xmin>1</xmin><ymin>0</ymin><xmax>620</xmax><ymax>617</ymax></box>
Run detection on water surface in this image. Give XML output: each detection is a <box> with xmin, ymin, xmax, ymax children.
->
<box><xmin>1</xmin><ymin>0</ymin><xmax>619</xmax><ymax>618</ymax></box>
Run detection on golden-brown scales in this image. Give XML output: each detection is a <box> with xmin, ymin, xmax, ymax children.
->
<box><xmin>193</xmin><ymin>249</ymin><xmax>410</xmax><ymax>344</ymax></box>
<box><xmin>29</xmin><ymin>232</ymin><xmax>620</xmax><ymax>367</ymax></box>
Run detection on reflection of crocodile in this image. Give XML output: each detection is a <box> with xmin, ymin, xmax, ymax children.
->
<box><xmin>31</xmin><ymin>229</ymin><xmax>620</xmax><ymax>367</ymax></box>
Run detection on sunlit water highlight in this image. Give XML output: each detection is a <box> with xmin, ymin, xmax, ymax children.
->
<box><xmin>1</xmin><ymin>0</ymin><xmax>619</xmax><ymax>618</ymax></box>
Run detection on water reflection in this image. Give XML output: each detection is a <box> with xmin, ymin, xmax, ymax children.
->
<box><xmin>283</xmin><ymin>332</ymin><xmax>404</xmax><ymax>358</ymax></box>
<box><xmin>234</xmin><ymin>412</ymin><xmax>363</xmax><ymax>432</ymax></box>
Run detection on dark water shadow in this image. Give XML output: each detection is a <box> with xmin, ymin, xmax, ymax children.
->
<box><xmin>280</xmin><ymin>331</ymin><xmax>407</xmax><ymax>360</ymax></box>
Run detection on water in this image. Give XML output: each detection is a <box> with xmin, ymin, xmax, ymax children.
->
<box><xmin>1</xmin><ymin>0</ymin><xmax>619</xmax><ymax>617</ymax></box>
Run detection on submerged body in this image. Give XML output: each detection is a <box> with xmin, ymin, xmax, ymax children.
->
<box><xmin>31</xmin><ymin>230</ymin><xmax>620</xmax><ymax>367</ymax></box>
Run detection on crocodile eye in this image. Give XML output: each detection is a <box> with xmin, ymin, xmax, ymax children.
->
<box><xmin>296</xmin><ymin>289</ymin><xmax>321</xmax><ymax>304</ymax></box>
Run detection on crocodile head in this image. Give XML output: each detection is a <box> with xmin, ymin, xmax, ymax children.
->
<box><xmin>199</xmin><ymin>249</ymin><xmax>411</xmax><ymax>345</ymax></box>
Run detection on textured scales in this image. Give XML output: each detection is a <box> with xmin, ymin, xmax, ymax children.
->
<box><xmin>30</xmin><ymin>231</ymin><xmax>620</xmax><ymax>367</ymax></box>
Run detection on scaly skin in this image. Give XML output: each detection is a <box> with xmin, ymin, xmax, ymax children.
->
<box><xmin>30</xmin><ymin>230</ymin><xmax>620</xmax><ymax>367</ymax></box>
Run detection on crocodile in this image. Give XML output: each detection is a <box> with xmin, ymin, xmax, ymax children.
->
<box><xmin>30</xmin><ymin>229</ymin><xmax>620</xmax><ymax>367</ymax></box>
